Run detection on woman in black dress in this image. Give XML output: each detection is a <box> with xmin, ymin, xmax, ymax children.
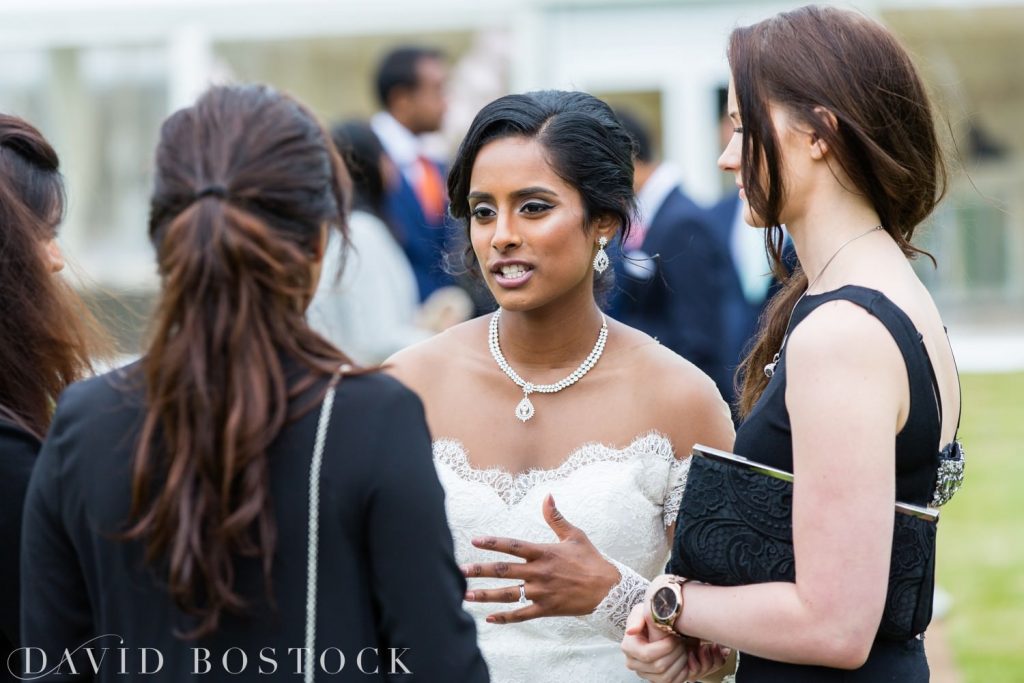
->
<box><xmin>0</xmin><ymin>115</ymin><xmax>108</xmax><ymax>681</ymax></box>
<box><xmin>621</xmin><ymin>6</ymin><xmax>960</xmax><ymax>681</ymax></box>
<box><xmin>19</xmin><ymin>85</ymin><xmax>487</xmax><ymax>682</ymax></box>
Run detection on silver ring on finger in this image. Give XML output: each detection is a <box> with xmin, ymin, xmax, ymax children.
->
<box><xmin>518</xmin><ymin>583</ymin><xmax>528</xmax><ymax>605</ymax></box>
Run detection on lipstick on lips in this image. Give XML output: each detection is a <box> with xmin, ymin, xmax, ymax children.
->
<box><xmin>490</xmin><ymin>260</ymin><xmax>534</xmax><ymax>289</ymax></box>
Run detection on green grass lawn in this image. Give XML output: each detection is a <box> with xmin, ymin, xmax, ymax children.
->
<box><xmin>937</xmin><ymin>372</ymin><xmax>1024</xmax><ymax>682</ymax></box>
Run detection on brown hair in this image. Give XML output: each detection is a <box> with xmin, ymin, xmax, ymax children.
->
<box><xmin>732</xmin><ymin>5</ymin><xmax>947</xmax><ymax>416</ymax></box>
<box><xmin>125</xmin><ymin>85</ymin><xmax>352</xmax><ymax>638</ymax></box>
<box><xmin>0</xmin><ymin>115</ymin><xmax>108</xmax><ymax>439</ymax></box>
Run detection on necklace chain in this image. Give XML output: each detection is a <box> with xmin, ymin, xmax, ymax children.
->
<box><xmin>488</xmin><ymin>308</ymin><xmax>608</xmax><ymax>422</ymax></box>
<box><xmin>763</xmin><ymin>225</ymin><xmax>882</xmax><ymax>379</ymax></box>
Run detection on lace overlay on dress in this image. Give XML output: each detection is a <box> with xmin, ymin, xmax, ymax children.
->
<box><xmin>580</xmin><ymin>555</ymin><xmax>652</xmax><ymax>641</ymax></box>
<box><xmin>434</xmin><ymin>432</ymin><xmax>688</xmax><ymax>524</ymax></box>
<box><xmin>433</xmin><ymin>432</ymin><xmax>689</xmax><ymax>682</ymax></box>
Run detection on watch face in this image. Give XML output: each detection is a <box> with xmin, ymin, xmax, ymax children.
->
<box><xmin>652</xmin><ymin>586</ymin><xmax>678</xmax><ymax>620</ymax></box>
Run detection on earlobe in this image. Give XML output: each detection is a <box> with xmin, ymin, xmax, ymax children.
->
<box><xmin>44</xmin><ymin>238</ymin><xmax>65</xmax><ymax>274</ymax></box>
<box><xmin>810</xmin><ymin>134</ymin><xmax>828</xmax><ymax>160</ymax></box>
<box><xmin>592</xmin><ymin>213</ymin><xmax>620</xmax><ymax>243</ymax></box>
<box><xmin>809</xmin><ymin>106</ymin><xmax>838</xmax><ymax>160</ymax></box>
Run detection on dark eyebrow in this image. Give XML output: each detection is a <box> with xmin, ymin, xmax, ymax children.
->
<box><xmin>467</xmin><ymin>186</ymin><xmax>558</xmax><ymax>202</ymax></box>
<box><xmin>728</xmin><ymin>110</ymin><xmax>741</xmax><ymax>123</ymax></box>
<box><xmin>512</xmin><ymin>186</ymin><xmax>558</xmax><ymax>200</ymax></box>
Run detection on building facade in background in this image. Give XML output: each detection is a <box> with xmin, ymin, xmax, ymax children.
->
<box><xmin>0</xmin><ymin>0</ymin><xmax>1021</xmax><ymax>347</ymax></box>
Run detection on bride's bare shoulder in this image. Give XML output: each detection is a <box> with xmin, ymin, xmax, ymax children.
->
<box><xmin>609</xmin><ymin>321</ymin><xmax>718</xmax><ymax>399</ymax></box>
<box><xmin>609</xmin><ymin>319</ymin><xmax>734</xmax><ymax>449</ymax></box>
<box><xmin>384</xmin><ymin>316</ymin><xmax>489</xmax><ymax>393</ymax></box>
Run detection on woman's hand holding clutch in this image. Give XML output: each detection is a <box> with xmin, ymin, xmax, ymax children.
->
<box><xmin>621</xmin><ymin>604</ymin><xmax>732</xmax><ymax>683</ymax></box>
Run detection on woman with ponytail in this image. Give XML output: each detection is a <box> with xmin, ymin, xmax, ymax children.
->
<box><xmin>622</xmin><ymin>6</ymin><xmax>962</xmax><ymax>681</ymax></box>
<box><xmin>0</xmin><ymin>114</ymin><xmax>108</xmax><ymax>680</ymax></box>
<box><xmin>20</xmin><ymin>85</ymin><xmax>487</xmax><ymax>681</ymax></box>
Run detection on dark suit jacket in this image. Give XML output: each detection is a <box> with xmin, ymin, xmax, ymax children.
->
<box><xmin>20</xmin><ymin>363</ymin><xmax>488</xmax><ymax>682</ymax></box>
<box><xmin>706</xmin><ymin>194</ymin><xmax>789</xmax><ymax>412</ymax></box>
<box><xmin>0</xmin><ymin>416</ymin><xmax>38</xmax><ymax>682</ymax></box>
<box><xmin>611</xmin><ymin>187</ymin><xmax>732</xmax><ymax>398</ymax></box>
<box><xmin>385</xmin><ymin>162</ymin><xmax>455</xmax><ymax>301</ymax></box>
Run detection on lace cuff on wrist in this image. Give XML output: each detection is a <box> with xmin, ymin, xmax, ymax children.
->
<box><xmin>578</xmin><ymin>555</ymin><xmax>649</xmax><ymax>641</ymax></box>
<box><xmin>663</xmin><ymin>455</ymin><xmax>692</xmax><ymax>528</ymax></box>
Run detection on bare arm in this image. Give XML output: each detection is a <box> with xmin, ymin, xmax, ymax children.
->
<box><xmin>669</xmin><ymin>302</ymin><xmax>906</xmax><ymax>668</ymax></box>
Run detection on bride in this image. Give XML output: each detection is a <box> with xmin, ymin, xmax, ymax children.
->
<box><xmin>387</xmin><ymin>90</ymin><xmax>734</xmax><ymax>681</ymax></box>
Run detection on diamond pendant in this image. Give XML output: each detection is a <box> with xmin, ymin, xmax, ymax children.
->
<box><xmin>515</xmin><ymin>395</ymin><xmax>535</xmax><ymax>422</ymax></box>
<box><xmin>764</xmin><ymin>352</ymin><xmax>780</xmax><ymax>379</ymax></box>
<box><xmin>593</xmin><ymin>248</ymin><xmax>610</xmax><ymax>275</ymax></box>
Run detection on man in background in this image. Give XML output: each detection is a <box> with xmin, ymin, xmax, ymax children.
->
<box><xmin>611</xmin><ymin>110</ymin><xmax>732</xmax><ymax>400</ymax></box>
<box><xmin>371</xmin><ymin>46</ymin><xmax>453</xmax><ymax>300</ymax></box>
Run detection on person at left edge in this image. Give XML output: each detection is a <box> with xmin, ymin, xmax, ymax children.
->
<box><xmin>0</xmin><ymin>114</ymin><xmax>110</xmax><ymax>682</ymax></box>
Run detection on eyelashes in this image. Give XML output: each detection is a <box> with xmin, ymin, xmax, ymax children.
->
<box><xmin>521</xmin><ymin>201</ymin><xmax>553</xmax><ymax>214</ymax></box>
<box><xmin>469</xmin><ymin>201</ymin><xmax>554</xmax><ymax>220</ymax></box>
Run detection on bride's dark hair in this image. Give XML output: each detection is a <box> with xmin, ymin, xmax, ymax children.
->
<box><xmin>446</xmin><ymin>90</ymin><xmax>637</xmax><ymax>288</ymax></box>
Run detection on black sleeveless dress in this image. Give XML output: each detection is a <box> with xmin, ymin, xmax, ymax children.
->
<box><xmin>731</xmin><ymin>285</ymin><xmax>957</xmax><ymax>682</ymax></box>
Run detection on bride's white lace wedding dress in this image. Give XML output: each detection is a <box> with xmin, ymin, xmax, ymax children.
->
<box><xmin>433</xmin><ymin>431</ymin><xmax>689</xmax><ymax>682</ymax></box>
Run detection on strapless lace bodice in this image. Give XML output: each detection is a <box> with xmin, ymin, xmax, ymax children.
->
<box><xmin>433</xmin><ymin>432</ymin><xmax>689</xmax><ymax>682</ymax></box>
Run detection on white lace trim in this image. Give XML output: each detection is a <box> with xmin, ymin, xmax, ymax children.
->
<box><xmin>578</xmin><ymin>555</ymin><xmax>649</xmax><ymax>641</ymax></box>
<box><xmin>433</xmin><ymin>431</ymin><xmax>677</xmax><ymax>507</ymax></box>
<box><xmin>663</xmin><ymin>455</ymin><xmax>692</xmax><ymax>528</ymax></box>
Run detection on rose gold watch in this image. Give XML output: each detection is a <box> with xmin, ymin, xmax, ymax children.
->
<box><xmin>649</xmin><ymin>574</ymin><xmax>689</xmax><ymax>636</ymax></box>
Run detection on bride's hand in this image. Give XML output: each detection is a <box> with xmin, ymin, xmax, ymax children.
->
<box><xmin>621</xmin><ymin>604</ymin><xmax>731</xmax><ymax>683</ymax></box>
<box><xmin>460</xmin><ymin>493</ymin><xmax>620</xmax><ymax>624</ymax></box>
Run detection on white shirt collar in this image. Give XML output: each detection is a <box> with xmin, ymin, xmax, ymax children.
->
<box><xmin>636</xmin><ymin>162</ymin><xmax>683</xmax><ymax>226</ymax></box>
<box><xmin>730</xmin><ymin>199</ymin><xmax>775</xmax><ymax>304</ymax></box>
<box><xmin>370</xmin><ymin>111</ymin><xmax>422</xmax><ymax>169</ymax></box>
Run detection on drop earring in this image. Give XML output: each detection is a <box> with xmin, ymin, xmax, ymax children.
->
<box><xmin>593</xmin><ymin>236</ymin><xmax>610</xmax><ymax>274</ymax></box>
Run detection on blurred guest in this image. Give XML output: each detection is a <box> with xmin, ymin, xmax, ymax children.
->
<box><xmin>706</xmin><ymin>89</ymin><xmax>780</xmax><ymax>412</ymax></box>
<box><xmin>20</xmin><ymin>85</ymin><xmax>488</xmax><ymax>681</ymax></box>
<box><xmin>371</xmin><ymin>45</ymin><xmax>455</xmax><ymax>300</ymax></box>
<box><xmin>308</xmin><ymin>120</ymin><xmax>470</xmax><ymax>365</ymax></box>
<box><xmin>0</xmin><ymin>114</ymin><xmax>109</xmax><ymax>681</ymax></box>
<box><xmin>611</xmin><ymin>109</ymin><xmax>732</xmax><ymax>398</ymax></box>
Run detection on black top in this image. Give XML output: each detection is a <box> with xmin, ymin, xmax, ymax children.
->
<box><xmin>0</xmin><ymin>416</ymin><xmax>39</xmax><ymax>682</ymax></box>
<box><xmin>611</xmin><ymin>187</ymin><xmax>732</xmax><ymax>396</ymax></box>
<box><xmin>20</xmin><ymin>363</ymin><xmax>488</xmax><ymax>682</ymax></box>
<box><xmin>733</xmin><ymin>286</ymin><xmax>956</xmax><ymax>682</ymax></box>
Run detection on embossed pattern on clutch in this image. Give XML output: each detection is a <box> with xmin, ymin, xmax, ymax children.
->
<box><xmin>669</xmin><ymin>446</ymin><xmax>938</xmax><ymax>641</ymax></box>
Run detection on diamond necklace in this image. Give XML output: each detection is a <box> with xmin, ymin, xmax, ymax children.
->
<box><xmin>763</xmin><ymin>225</ymin><xmax>882</xmax><ymax>378</ymax></box>
<box><xmin>488</xmin><ymin>308</ymin><xmax>608</xmax><ymax>422</ymax></box>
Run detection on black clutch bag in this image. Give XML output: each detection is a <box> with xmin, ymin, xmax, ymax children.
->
<box><xmin>668</xmin><ymin>445</ymin><xmax>939</xmax><ymax>641</ymax></box>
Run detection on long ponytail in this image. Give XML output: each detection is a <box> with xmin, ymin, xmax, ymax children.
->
<box><xmin>124</xmin><ymin>85</ymin><xmax>352</xmax><ymax>638</ymax></box>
